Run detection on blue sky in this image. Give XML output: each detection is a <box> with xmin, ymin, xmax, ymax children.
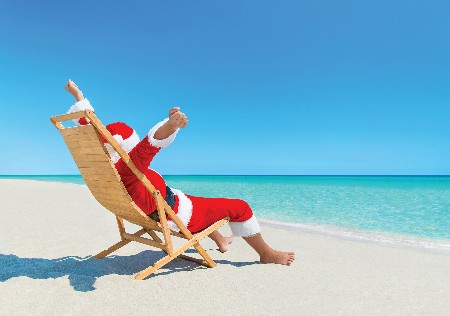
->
<box><xmin>0</xmin><ymin>0</ymin><xmax>449</xmax><ymax>175</ymax></box>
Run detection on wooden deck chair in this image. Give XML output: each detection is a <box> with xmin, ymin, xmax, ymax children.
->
<box><xmin>50</xmin><ymin>110</ymin><xmax>228</xmax><ymax>280</ymax></box>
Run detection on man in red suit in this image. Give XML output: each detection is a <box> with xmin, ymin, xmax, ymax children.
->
<box><xmin>65</xmin><ymin>80</ymin><xmax>295</xmax><ymax>265</ymax></box>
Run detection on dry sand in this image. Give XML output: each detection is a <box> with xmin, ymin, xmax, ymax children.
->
<box><xmin>1</xmin><ymin>180</ymin><xmax>449</xmax><ymax>315</ymax></box>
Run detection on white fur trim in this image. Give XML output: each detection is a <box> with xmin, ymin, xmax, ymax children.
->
<box><xmin>147</xmin><ymin>118</ymin><xmax>179</xmax><ymax>148</ymax></box>
<box><xmin>229</xmin><ymin>215</ymin><xmax>261</xmax><ymax>237</ymax></box>
<box><xmin>104</xmin><ymin>143</ymin><xmax>120</xmax><ymax>163</ymax></box>
<box><xmin>167</xmin><ymin>188</ymin><xmax>193</xmax><ymax>232</ymax></box>
<box><xmin>104</xmin><ymin>130</ymin><xmax>140</xmax><ymax>163</ymax></box>
<box><xmin>67</xmin><ymin>98</ymin><xmax>94</xmax><ymax>125</ymax></box>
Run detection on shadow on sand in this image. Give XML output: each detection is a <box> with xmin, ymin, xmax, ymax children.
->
<box><xmin>0</xmin><ymin>251</ymin><xmax>258</xmax><ymax>292</ymax></box>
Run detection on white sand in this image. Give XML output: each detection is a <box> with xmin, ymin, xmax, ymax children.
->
<box><xmin>1</xmin><ymin>179</ymin><xmax>449</xmax><ymax>315</ymax></box>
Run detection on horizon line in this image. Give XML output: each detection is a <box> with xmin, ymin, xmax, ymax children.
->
<box><xmin>1</xmin><ymin>174</ymin><xmax>450</xmax><ymax>177</ymax></box>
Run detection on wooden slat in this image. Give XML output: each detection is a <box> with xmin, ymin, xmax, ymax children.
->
<box><xmin>154</xmin><ymin>191</ymin><xmax>173</xmax><ymax>255</ymax></box>
<box><xmin>97</xmin><ymin>203</ymin><xmax>144</xmax><ymax>220</ymax></box>
<box><xmin>87</xmin><ymin>188</ymin><xmax>125</xmax><ymax>202</ymax></box>
<box><xmin>75</xmin><ymin>160</ymin><xmax>115</xmax><ymax>168</ymax></box>
<box><xmin>163</xmin><ymin>206</ymin><xmax>194</xmax><ymax>239</ymax></box>
<box><xmin>62</xmin><ymin>131</ymin><xmax>101</xmax><ymax>142</ymax></box>
<box><xmin>83</xmin><ymin>179</ymin><xmax>121</xmax><ymax>189</ymax></box>
<box><xmin>51</xmin><ymin>111</ymin><xmax>87</xmax><ymax>124</ymax></box>
<box><xmin>93</xmin><ymin>199</ymin><xmax>131</xmax><ymax>211</ymax></box>
<box><xmin>116</xmin><ymin>216</ymin><xmax>126</xmax><ymax>238</ymax></box>
<box><xmin>66</xmin><ymin>139</ymin><xmax>104</xmax><ymax>150</ymax></box>
<box><xmin>51</xmin><ymin>118</ymin><xmax>63</xmax><ymax>130</ymax></box>
<box><xmin>94</xmin><ymin>228</ymin><xmax>147</xmax><ymax>258</ymax></box>
<box><xmin>94</xmin><ymin>240</ymin><xmax>130</xmax><ymax>259</ymax></box>
<box><xmin>94</xmin><ymin>197</ymin><xmax>133</xmax><ymax>209</ymax></box>
<box><xmin>94</xmin><ymin>197</ymin><xmax>133</xmax><ymax>210</ymax></box>
<box><xmin>66</xmin><ymin>146</ymin><xmax>107</xmax><ymax>156</ymax></box>
<box><xmin>74</xmin><ymin>154</ymin><xmax>110</xmax><ymax>162</ymax></box>
<box><xmin>117</xmin><ymin>216</ymin><xmax>152</xmax><ymax>228</ymax></box>
<box><xmin>170</xmin><ymin>230</ymin><xmax>189</xmax><ymax>239</ymax></box>
<box><xmin>145</xmin><ymin>229</ymin><xmax>163</xmax><ymax>243</ymax></box>
<box><xmin>82</xmin><ymin>173</ymin><xmax>119</xmax><ymax>182</ymax></box>
<box><xmin>87</xmin><ymin>182</ymin><xmax>127</xmax><ymax>194</ymax></box>
<box><xmin>100</xmin><ymin>210</ymin><xmax>150</xmax><ymax>228</ymax></box>
<box><xmin>177</xmin><ymin>254</ymin><xmax>209</xmax><ymax>267</ymax></box>
<box><xmin>86</xmin><ymin>179</ymin><xmax>124</xmax><ymax>190</ymax></box>
<box><xmin>97</xmin><ymin>194</ymin><xmax>131</xmax><ymax>204</ymax></box>
<box><xmin>61</xmin><ymin>125</ymin><xmax>97</xmax><ymax>136</ymax></box>
<box><xmin>143</xmin><ymin>221</ymin><xmax>164</xmax><ymax>232</ymax></box>
<box><xmin>122</xmin><ymin>233</ymin><xmax>167</xmax><ymax>250</ymax></box>
<box><xmin>86</xmin><ymin>187</ymin><xmax>127</xmax><ymax>199</ymax></box>
<box><xmin>79</xmin><ymin>167</ymin><xmax>120</xmax><ymax>177</ymax></box>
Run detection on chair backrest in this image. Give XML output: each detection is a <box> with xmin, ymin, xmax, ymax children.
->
<box><xmin>57</xmin><ymin>122</ymin><xmax>153</xmax><ymax>228</ymax></box>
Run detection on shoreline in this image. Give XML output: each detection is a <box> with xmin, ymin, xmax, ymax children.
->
<box><xmin>259</xmin><ymin>219</ymin><xmax>450</xmax><ymax>255</ymax></box>
<box><xmin>1</xmin><ymin>178</ymin><xmax>449</xmax><ymax>254</ymax></box>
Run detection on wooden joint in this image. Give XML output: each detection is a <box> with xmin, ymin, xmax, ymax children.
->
<box><xmin>122</xmin><ymin>232</ymin><xmax>167</xmax><ymax>251</ymax></box>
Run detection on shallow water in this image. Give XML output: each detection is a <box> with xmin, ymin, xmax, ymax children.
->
<box><xmin>3</xmin><ymin>175</ymin><xmax>449</xmax><ymax>246</ymax></box>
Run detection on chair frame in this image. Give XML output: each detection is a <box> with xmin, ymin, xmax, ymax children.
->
<box><xmin>50</xmin><ymin>110</ymin><xmax>228</xmax><ymax>280</ymax></box>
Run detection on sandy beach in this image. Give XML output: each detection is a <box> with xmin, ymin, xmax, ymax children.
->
<box><xmin>1</xmin><ymin>179</ymin><xmax>449</xmax><ymax>315</ymax></box>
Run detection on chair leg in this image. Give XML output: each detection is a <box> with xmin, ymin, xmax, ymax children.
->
<box><xmin>145</xmin><ymin>228</ymin><xmax>163</xmax><ymax>243</ymax></box>
<box><xmin>94</xmin><ymin>239</ymin><xmax>131</xmax><ymax>259</ymax></box>
<box><xmin>133</xmin><ymin>241</ymin><xmax>217</xmax><ymax>280</ymax></box>
<box><xmin>94</xmin><ymin>228</ymin><xmax>147</xmax><ymax>259</ymax></box>
<box><xmin>178</xmin><ymin>254</ymin><xmax>210</xmax><ymax>267</ymax></box>
<box><xmin>133</xmin><ymin>253</ymin><xmax>177</xmax><ymax>280</ymax></box>
<box><xmin>190</xmin><ymin>219</ymin><xmax>229</xmax><ymax>268</ymax></box>
<box><xmin>192</xmin><ymin>243</ymin><xmax>217</xmax><ymax>268</ymax></box>
<box><xmin>133</xmin><ymin>222</ymin><xmax>227</xmax><ymax>279</ymax></box>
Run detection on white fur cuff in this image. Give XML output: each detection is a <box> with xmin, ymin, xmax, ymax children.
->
<box><xmin>67</xmin><ymin>98</ymin><xmax>94</xmax><ymax>125</ymax></box>
<box><xmin>147</xmin><ymin>118</ymin><xmax>179</xmax><ymax>148</ymax></box>
<box><xmin>229</xmin><ymin>215</ymin><xmax>261</xmax><ymax>237</ymax></box>
<box><xmin>167</xmin><ymin>188</ymin><xmax>193</xmax><ymax>232</ymax></box>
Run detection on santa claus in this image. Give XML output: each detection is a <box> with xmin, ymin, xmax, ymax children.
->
<box><xmin>65</xmin><ymin>80</ymin><xmax>295</xmax><ymax>265</ymax></box>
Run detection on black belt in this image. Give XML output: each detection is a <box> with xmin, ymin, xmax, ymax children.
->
<box><xmin>149</xmin><ymin>186</ymin><xmax>175</xmax><ymax>222</ymax></box>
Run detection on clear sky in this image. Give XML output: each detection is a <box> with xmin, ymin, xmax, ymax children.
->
<box><xmin>0</xmin><ymin>0</ymin><xmax>449</xmax><ymax>175</ymax></box>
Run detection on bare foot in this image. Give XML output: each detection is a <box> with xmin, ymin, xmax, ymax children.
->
<box><xmin>216</xmin><ymin>236</ymin><xmax>234</xmax><ymax>253</ymax></box>
<box><xmin>260</xmin><ymin>249</ymin><xmax>295</xmax><ymax>265</ymax></box>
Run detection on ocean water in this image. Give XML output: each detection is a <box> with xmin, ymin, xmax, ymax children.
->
<box><xmin>2</xmin><ymin>175</ymin><xmax>450</xmax><ymax>250</ymax></box>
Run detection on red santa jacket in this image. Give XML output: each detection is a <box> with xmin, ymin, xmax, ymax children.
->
<box><xmin>112</xmin><ymin>122</ymin><xmax>192</xmax><ymax>233</ymax></box>
<box><xmin>114</xmin><ymin>135</ymin><xmax>168</xmax><ymax>215</ymax></box>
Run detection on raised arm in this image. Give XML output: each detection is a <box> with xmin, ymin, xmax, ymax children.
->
<box><xmin>65</xmin><ymin>79</ymin><xmax>84</xmax><ymax>102</ymax></box>
<box><xmin>129</xmin><ymin>107</ymin><xmax>188</xmax><ymax>172</ymax></box>
<box><xmin>65</xmin><ymin>80</ymin><xmax>94</xmax><ymax>125</ymax></box>
<box><xmin>153</xmin><ymin>107</ymin><xmax>188</xmax><ymax>140</ymax></box>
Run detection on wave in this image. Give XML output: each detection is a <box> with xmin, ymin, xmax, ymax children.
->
<box><xmin>258</xmin><ymin>218</ymin><xmax>450</xmax><ymax>255</ymax></box>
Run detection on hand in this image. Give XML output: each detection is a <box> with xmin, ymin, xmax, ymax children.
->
<box><xmin>169</xmin><ymin>106</ymin><xmax>180</xmax><ymax>117</ymax></box>
<box><xmin>168</xmin><ymin>107</ymin><xmax>188</xmax><ymax>129</ymax></box>
<box><xmin>65</xmin><ymin>79</ymin><xmax>84</xmax><ymax>101</ymax></box>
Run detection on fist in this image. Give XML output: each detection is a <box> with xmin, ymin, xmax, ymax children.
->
<box><xmin>65</xmin><ymin>79</ymin><xmax>81</xmax><ymax>95</ymax></box>
<box><xmin>169</xmin><ymin>106</ymin><xmax>180</xmax><ymax>117</ymax></box>
<box><xmin>168</xmin><ymin>107</ymin><xmax>188</xmax><ymax>129</ymax></box>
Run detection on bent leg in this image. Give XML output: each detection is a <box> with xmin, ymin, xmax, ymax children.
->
<box><xmin>243</xmin><ymin>233</ymin><xmax>295</xmax><ymax>265</ymax></box>
<box><xmin>208</xmin><ymin>230</ymin><xmax>234</xmax><ymax>253</ymax></box>
<box><xmin>187</xmin><ymin>195</ymin><xmax>260</xmax><ymax>237</ymax></box>
<box><xmin>187</xmin><ymin>195</ymin><xmax>295</xmax><ymax>264</ymax></box>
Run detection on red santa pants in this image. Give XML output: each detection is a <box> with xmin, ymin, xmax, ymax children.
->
<box><xmin>171</xmin><ymin>193</ymin><xmax>261</xmax><ymax>237</ymax></box>
<box><xmin>169</xmin><ymin>193</ymin><xmax>260</xmax><ymax>237</ymax></box>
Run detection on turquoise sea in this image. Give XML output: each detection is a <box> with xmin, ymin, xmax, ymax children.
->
<box><xmin>2</xmin><ymin>175</ymin><xmax>449</xmax><ymax>250</ymax></box>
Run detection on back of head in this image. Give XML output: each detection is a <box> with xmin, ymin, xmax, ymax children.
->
<box><xmin>102</xmin><ymin>122</ymin><xmax>140</xmax><ymax>163</ymax></box>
